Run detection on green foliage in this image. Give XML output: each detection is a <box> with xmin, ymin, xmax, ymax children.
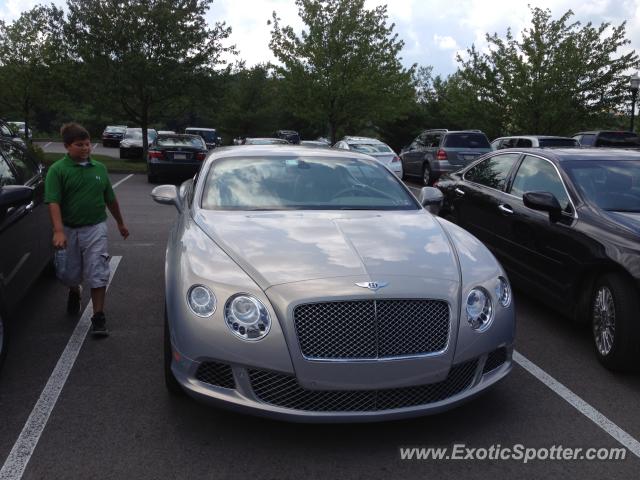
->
<box><xmin>455</xmin><ymin>7</ymin><xmax>640</xmax><ymax>137</ymax></box>
<box><xmin>65</xmin><ymin>0</ymin><xmax>235</xmax><ymax>153</ymax></box>
<box><xmin>269</xmin><ymin>0</ymin><xmax>416</xmax><ymax>143</ymax></box>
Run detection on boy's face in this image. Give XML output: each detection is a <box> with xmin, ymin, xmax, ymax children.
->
<box><xmin>65</xmin><ymin>138</ymin><xmax>91</xmax><ymax>161</ymax></box>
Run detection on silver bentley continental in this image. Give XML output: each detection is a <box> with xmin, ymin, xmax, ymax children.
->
<box><xmin>152</xmin><ymin>145</ymin><xmax>515</xmax><ymax>422</ymax></box>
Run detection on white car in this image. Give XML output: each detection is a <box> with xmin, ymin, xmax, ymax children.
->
<box><xmin>334</xmin><ymin>136</ymin><xmax>403</xmax><ymax>178</ymax></box>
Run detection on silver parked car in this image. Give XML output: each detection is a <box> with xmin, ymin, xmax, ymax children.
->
<box><xmin>334</xmin><ymin>136</ymin><xmax>403</xmax><ymax>178</ymax></box>
<box><xmin>152</xmin><ymin>145</ymin><xmax>515</xmax><ymax>422</ymax></box>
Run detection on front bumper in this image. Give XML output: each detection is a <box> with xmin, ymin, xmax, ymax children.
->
<box><xmin>170</xmin><ymin>343</ymin><xmax>513</xmax><ymax>422</ymax></box>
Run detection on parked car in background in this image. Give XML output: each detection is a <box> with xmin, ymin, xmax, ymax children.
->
<box><xmin>151</xmin><ymin>145</ymin><xmax>515</xmax><ymax>420</ymax></box>
<box><xmin>185</xmin><ymin>127</ymin><xmax>221</xmax><ymax>150</ymax></box>
<box><xmin>157</xmin><ymin>130</ymin><xmax>176</xmax><ymax>135</ymax></box>
<box><xmin>334</xmin><ymin>136</ymin><xmax>403</xmax><ymax>177</ymax></box>
<box><xmin>7</xmin><ymin>121</ymin><xmax>32</xmax><ymax>139</ymax></box>
<box><xmin>119</xmin><ymin>127</ymin><xmax>158</xmax><ymax>159</ymax></box>
<box><xmin>274</xmin><ymin>130</ymin><xmax>301</xmax><ymax>144</ymax></box>
<box><xmin>242</xmin><ymin>137</ymin><xmax>289</xmax><ymax>145</ymax></box>
<box><xmin>435</xmin><ymin>147</ymin><xmax>640</xmax><ymax>371</ymax></box>
<box><xmin>492</xmin><ymin>135</ymin><xmax>579</xmax><ymax>150</ymax></box>
<box><xmin>0</xmin><ymin>119</ymin><xmax>25</xmax><ymax>147</ymax></box>
<box><xmin>147</xmin><ymin>134</ymin><xmax>208</xmax><ymax>183</ymax></box>
<box><xmin>572</xmin><ymin>131</ymin><xmax>640</xmax><ymax>149</ymax></box>
<box><xmin>101</xmin><ymin>125</ymin><xmax>127</xmax><ymax>147</ymax></box>
<box><xmin>400</xmin><ymin>129</ymin><xmax>491</xmax><ymax>185</ymax></box>
<box><xmin>0</xmin><ymin>138</ymin><xmax>52</xmax><ymax>370</ymax></box>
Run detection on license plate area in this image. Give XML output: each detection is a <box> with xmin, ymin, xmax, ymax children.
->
<box><xmin>173</xmin><ymin>153</ymin><xmax>187</xmax><ymax>160</ymax></box>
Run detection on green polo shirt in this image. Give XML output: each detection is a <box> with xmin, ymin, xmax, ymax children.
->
<box><xmin>44</xmin><ymin>154</ymin><xmax>116</xmax><ymax>227</ymax></box>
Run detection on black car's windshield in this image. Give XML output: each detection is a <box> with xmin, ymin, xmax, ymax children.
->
<box><xmin>539</xmin><ymin>138</ymin><xmax>579</xmax><ymax>148</ymax></box>
<box><xmin>105</xmin><ymin>126</ymin><xmax>126</xmax><ymax>133</ymax></box>
<box><xmin>189</xmin><ymin>130</ymin><xmax>216</xmax><ymax>142</ymax></box>
<box><xmin>124</xmin><ymin>129</ymin><xmax>156</xmax><ymax>141</ymax></box>
<box><xmin>201</xmin><ymin>156</ymin><xmax>419</xmax><ymax>210</ymax></box>
<box><xmin>564</xmin><ymin>160</ymin><xmax>640</xmax><ymax>212</ymax></box>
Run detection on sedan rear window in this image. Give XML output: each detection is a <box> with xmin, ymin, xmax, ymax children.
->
<box><xmin>539</xmin><ymin>138</ymin><xmax>579</xmax><ymax>148</ymax></box>
<box><xmin>201</xmin><ymin>157</ymin><xmax>418</xmax><ymax>210</ymax></box>
<box><xmin>443</xmin><ymin>133</ymin><xmax>490</xmax><ymax>148</ymax></box>
<box><xmin>157</xmin><ymin>136</ymin><xmax>205</xmax><ymax>148</ymax></box>
<box><xmin>349</xmin><ymin>143</ymin><xmax>393</xmax><ymax>153</ymax></box>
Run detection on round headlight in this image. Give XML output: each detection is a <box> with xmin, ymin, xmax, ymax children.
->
<box><xmin>495</xmin><ymin>276</ymin><xmax>512</xmax><ymax>308</ymax></box>
<box><xmin>187</xmin><ymin>285</ymin><xmax>216</xmax><ymax>317</ymax></box>
<box><xmin>466</xmin><ymin>287</ymin><xmax>493</xmax><ymax>331</ymax></box>
<box><xmin>224</xmin><ymin>294</ymin><xmax>271</xmax><ymax>341</ymax></box>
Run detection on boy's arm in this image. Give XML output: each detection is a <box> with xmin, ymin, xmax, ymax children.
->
<box><xmin>107</xmin><ymin>199</ymin><xmax>129</xmax><ymax>239</ymax></box>
<box><xmin>48</xmin><ymin>203</ymin><xmax>67</xmax><ymax>249</ymax></box>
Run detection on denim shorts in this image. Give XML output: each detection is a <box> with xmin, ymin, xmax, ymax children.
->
<box><xmin>58</xmin><ymin>221</ymin><xmax>110</xmax><ymax>289</ymax></box>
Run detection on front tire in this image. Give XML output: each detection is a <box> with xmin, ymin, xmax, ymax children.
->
<box><xmin>591</xmin><ymin>273</ymin><xmax>640</xmax><ymax>371</ymax></box>
<box><xmin>164</xmin><ymin>309</ymin><xmax>184</xmax><ymax>395</ymax></box>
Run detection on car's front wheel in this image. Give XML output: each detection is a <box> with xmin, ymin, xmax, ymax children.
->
<box><xmin>591</xmin><ymin>273</ymin><xmax>639</xmax><ymax>371</ymax></box>
<box><xmin>164</xmin><ymin>309</ymin><xmax>184</xmax><ymax>395</ymax></box>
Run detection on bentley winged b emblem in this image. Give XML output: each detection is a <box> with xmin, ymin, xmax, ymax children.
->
<box><xmin>355</xmin><ymin>281</ymin><xmax>389</xmax><ymax>292</ymax></box>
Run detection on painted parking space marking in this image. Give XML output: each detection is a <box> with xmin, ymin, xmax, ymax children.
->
<box><xmin>43</xmin><ymin>142</ymin><xmax>51</xmax><ymax>148</ymax></box>
<box><xmin>514</xmin><ymin>351</ymin><xmax>640</xmax><ymax>458</ymax></box>
<box><xmin>112</xmin><ymin>174</ymin><xmax>134</xmax><ymax>189</ymax></box>
<box><xmin>92</xmin><ymin>143</ymin><xmax>98</xmax><ymax>150</ymax></box>
<box><xmin>0</xmin><ymin>257</ymin><xmax>122</xmax><ymax>480</ymax></box>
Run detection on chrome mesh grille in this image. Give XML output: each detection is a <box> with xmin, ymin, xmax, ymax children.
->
<box><xmin>293</xmin><ymin>300</ymin><xmax>450</xmax><ymax>359</ymax></box>
<box><xmin>248</xmin><ymin>360</ymin><xmax>478</xmax><ymax>412</ymax></box>
<box><xmin>195</xmin><ymin>361</ymin><xmax>235</xmax><ymax>389</ymax></box>
<box><xmin>482</xmin><ymin>347</ymin><xmax>508</xmax><ymax>374</ymax></box>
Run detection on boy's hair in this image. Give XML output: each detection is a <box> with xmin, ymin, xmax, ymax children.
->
<box><xmin>61</xmin><ymin>122</ymin><xmax>90</xmax><ymax>146</ymax></box>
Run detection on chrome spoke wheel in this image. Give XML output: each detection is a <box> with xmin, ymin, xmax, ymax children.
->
<box><xmin>592</xmin><ymin>286</ymin><xmax>616</xmax><ymax>356</ymax></box>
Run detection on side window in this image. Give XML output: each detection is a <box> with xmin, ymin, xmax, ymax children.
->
<box><xmin>503</xmin><ymin>138</ymin><xmax>518</xmax><ymax>148</ymax></box>
<box><xmin>1</xmin><ymin>124</ymin><xmax>14</xmax><ymax>136</ymax></box>
<box><xmin>463</xmin><ymin>153</ymin><xmax>519</xmax><ymax>190</ymax></box>
<box><xmin>578</xmin><ymin>134</ymin><xmax>595</xmax><ymax>146</ymax></box>
<box><xmin>510</xmin><ymin>155</ymin><xmax>571</xmax><ymax>211</ymax></box>
<box><xmin>0</xmin><ymin>142</ymin><xmax>38</xmax><ymax>183</ymax></box>
<box><xmin>432</xmin><ymin>134</ymin><xmax>442</xmax><ymax>147</ymax></box>
<box><xmin>417</xmin><ymin>132</ymin><xmax>429</xmax><ymax>146</ymax></box>
<box><xmin>516</xmin><ymin>138</ymin><xmax>532</xmax><ymax>147</ymax></box>
<box><xmin>0</xmin><ymin>152</ymin><xmax>18</xmax><ymax>186</ymax></box>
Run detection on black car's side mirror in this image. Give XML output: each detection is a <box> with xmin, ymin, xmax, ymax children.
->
<box><xmin>523</xmin><ymin>191</ymin><xmax>562</xmax><ymax>220</ymax></box>
<box><xmin>0</xmin><ymin>185</ymin><xmax>34</xmax><ymax>210</ymax></box>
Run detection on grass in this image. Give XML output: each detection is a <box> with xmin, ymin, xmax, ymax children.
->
<box><xmin>43</xmin><ymin>153</ymin><xmax>148</xmax><ymax>173</ymax></box>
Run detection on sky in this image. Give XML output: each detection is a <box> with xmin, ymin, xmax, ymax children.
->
<box><xmin>1</xmin><ymin>0</ymin><xmax>639</xmax><ymax>78</ymax></box>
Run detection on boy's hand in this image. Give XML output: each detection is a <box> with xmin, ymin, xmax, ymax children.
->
<box><xmin>118</xmin><ymin>223</ymin><xmax>129</xmax><ymax>239</ymax></box>
<box><xmin>52</xmin><ymin>231</ymin><xmax>67</xmax><ymax>249</ymax></box>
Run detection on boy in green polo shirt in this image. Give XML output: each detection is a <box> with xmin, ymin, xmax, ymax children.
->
<box><xmin>45</xmin><ymin>123</ymin><xmax>129</xmax><ymax>336</ymax></box>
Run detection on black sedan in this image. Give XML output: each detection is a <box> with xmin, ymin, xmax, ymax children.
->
<box><xmin>0</xmin><ymin>138</ymin><xmax>52</xmax><ymax>369</ymax></box>
<box><xmin>147</xmin><ymin>134</ymin><xmax>208</xmax><ymax>183</ymax></box>
<box><xmin>101</xmin><ymin>125</ymin><xmax>127</xmax><ymax>147</ymax></box>
<box><xmin>435</xmin><ymin>148</ymin><xmax>640</xmax><ymax>371</ymax></box>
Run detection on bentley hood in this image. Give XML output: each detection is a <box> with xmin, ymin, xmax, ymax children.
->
<box><xmin>194</xmin><ymin>210</ymin><xmax>459</xmax><ymax>289</ymax></box>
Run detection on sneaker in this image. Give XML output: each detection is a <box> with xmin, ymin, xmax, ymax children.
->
<box><xmin>90</xmin><ymin>312</ymin><xmax>109</xmax><ymax>337</ymax></box>
<box><xmin>67</xmin><ymin>287</ymin><xmax>82</xmax><ymax>315</ymax></box>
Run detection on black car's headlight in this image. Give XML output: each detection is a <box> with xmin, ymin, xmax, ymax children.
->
<box><xmin>224</xmin><ymin>294</ymin><xmax>271</xmax><ymax>341</ymax></box>
<box><xmin>466</xmin><ymin>287</ymin><xmax>493</xmax><ymax>331</ymax></box>
<box><xmin>187</xmin><ymin>285</ymin><xmax>217</xmax><ymax>317</ymax></box>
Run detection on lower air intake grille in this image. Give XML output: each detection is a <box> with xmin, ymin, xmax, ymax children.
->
<box><xmin>248</xmin><ymin>360</ymin><xmax>478</xmax><ymax>412</ymax></box>
<box><xmin>195</xmin><ymin>361</ymin><xmax>236</xmax><ymax>389</ymax></box>
<box><xmin>483</xmin><ymin>347</ymin><xmax>508</xmax><ymax>374</ymax></box>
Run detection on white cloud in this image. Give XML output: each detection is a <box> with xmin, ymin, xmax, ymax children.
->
<box><xmin>433</xmin><ymin>34</ymin><xmax>458</xmax><ymax>50</ymax></box>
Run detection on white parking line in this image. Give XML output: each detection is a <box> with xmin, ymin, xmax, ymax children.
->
<box><xmin>43</xmin><ymin>142</ymin><xmax>51</xmax><ymax>148</ymax></box>
<box><xmin>514</xmin><ymin>351</ymin><xmax>640</xmax><ymax>458</ymax></box>
<box><xmin>92</xmin><ymin>142</ymin><xmax>98</xmax><ymax>150</ymax></box>
<box><xmin>0</xmin><ymin>257</ymin><xmax>122</xmax><ymax>480</ymax></box>
<box><xmin>112</xmin><ymin>174</ymin><xmax>134</xmax><ymax>189</ymax></box>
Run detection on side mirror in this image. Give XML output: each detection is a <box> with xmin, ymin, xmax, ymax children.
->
<box><xmin>419</xmin><ymin>186</ymin><xmax>443</xmax><ymax>215</ymax></box>
<box><xmin>151</xmin><ymin>184</ymin><xmax>182</xmax><ymax>212</ymax></box>
<box><xmin>523</xmin><ymin>191</ymin><xmax>562</xmax><ymax>219</ymax></box>
<box><xmin>0</xmin><ymin>185</ymin><xmax>34</xmax><ymax>210</ymax></box>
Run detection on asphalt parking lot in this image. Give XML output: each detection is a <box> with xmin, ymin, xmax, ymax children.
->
<box><xmin>0</xmin><ymin>173</ymin><xmax>639</xmax><ymax>480</ymax></box>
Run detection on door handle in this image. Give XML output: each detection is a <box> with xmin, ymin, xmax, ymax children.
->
<box><xmin>454</xmin><ymin>188</ymin><xmax>465</xmax><ymax>196</ymax></box>
<box><xmin>25</xmin><ymin>201</ymin><xmax>35</xmax><ymax>212</ymax></box>
<box><xmin>498</xmin><ymin>204</ymin><xmax>514</xmax><ymax>214</ymax></box>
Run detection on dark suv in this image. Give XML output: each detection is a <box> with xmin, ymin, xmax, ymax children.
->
<box><xmin>274</xmin><ymin>130</ymin><xmax>300</xmax><ymax>144</ymax></box>
<box><xmin>0</xmin><ymin>138</ymin><xmax>52</xmax><ymax>369</ymax></box>
<box><xmin>400</xmin><ymin>129</ymin><xmax>491</xmax><ymax>185</ymax></box>
<box><xmin>572</xmin><ymin>131</ymin><xmax>640</xmax><ymax>149</ymax></box>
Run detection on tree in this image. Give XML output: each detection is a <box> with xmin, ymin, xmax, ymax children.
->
<box><xmin>456</xmin><ymin>7</ymin><xmax>640</xmax><ymax>136</ymax></box>
<box><xmin>269</xmin><ymin>0</ymin><xmax>415</xmax><ymax>143</ymax></box>
<box><xmin>0</xmin><ymin>4</ymin><xmax>66</xmax><ymax>139</ymax></box>
<box><xmin>65</xmin><ymin>0</ymin><xmax>234</xmax><ymax>157</ymax></box>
